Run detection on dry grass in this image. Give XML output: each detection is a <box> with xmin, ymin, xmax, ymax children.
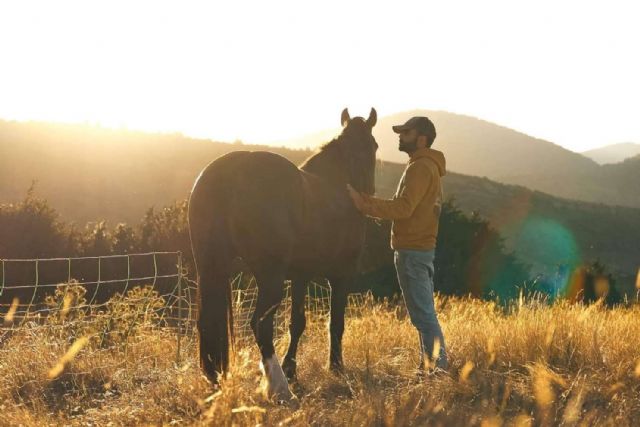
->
<box><xmin>1</xmin><ymin>294</ymin><xmax>640</xmax><ymax>426</ymax></box>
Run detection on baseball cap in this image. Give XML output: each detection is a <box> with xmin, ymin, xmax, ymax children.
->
<box><xmin>392</xmin><ymin>116</ymin><xmax>436</xmax><ymax>141</ymax></box>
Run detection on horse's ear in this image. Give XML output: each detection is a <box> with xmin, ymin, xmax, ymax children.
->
<box><xmin>366</xmin><ymin>108</ymin><xmax>377</xmax><ymax>128</ymax></box>
<box><xmin>341</xmin><ymin>108</ymin><xmax>350</xmax><ymax>127</ymax></box>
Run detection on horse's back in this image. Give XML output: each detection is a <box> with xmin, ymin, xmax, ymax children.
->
<box><xmin>189</xmin><ymin>151</ymin><xmax>306</xmax><ymax>261</ymax></box>
<box><xmin>191</xmin><ymin>151</ymin><xmax>301</xmax><ymax>205</ymax></box>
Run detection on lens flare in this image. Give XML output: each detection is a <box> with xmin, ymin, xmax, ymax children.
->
<box><xmin>487</xmin><ymin>215</ymin><xmax>581</xmax><ymax>300</ymax></box>
<box><xmin>519</xmin><ymin>217</ymin><xmax>580</xmax><ymax>300</ymax></box>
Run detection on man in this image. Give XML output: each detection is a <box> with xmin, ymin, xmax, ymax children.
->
<box><xmin>347</xmin><ymin>116</ymin><xmax>448</xmax><ymax>372</ymax></box>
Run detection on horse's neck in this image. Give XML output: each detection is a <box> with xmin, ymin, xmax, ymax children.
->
<box><xmin>299</xmin><ymin>148</ymin><xmax>355</xmax><ymax>219</ymax></box>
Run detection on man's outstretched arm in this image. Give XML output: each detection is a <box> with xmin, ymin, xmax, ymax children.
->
<box><xmin>347</xmin><ymin>162</ymin><xmax>430</xmax><ymax>220</ymax></box>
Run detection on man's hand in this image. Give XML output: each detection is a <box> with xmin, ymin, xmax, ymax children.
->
<box><xmin>346</xmin><ymin>184</ymin><xmax>366</xmax><ymax>212</ymax></box>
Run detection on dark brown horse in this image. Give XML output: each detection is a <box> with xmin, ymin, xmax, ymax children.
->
<box><xmin>188</xmin><ymin>108</ymin><xmax>377</xmax><ymax>401</ymax></box>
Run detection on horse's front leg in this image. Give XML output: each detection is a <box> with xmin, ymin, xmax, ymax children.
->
<box><xmin>328</xmin><ymin>277</ymin><xmax>348</xmax><ymax>373</ymax></box>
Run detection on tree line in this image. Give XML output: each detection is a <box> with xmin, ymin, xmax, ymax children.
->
<box><xmin>0</xmin><ymin>187</ymin><xmax>625</xmax><ymax>306</ymax></box>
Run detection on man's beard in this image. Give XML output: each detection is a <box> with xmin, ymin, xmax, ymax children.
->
<box><xmin>398</xmin><ymin>139</ymin><xmax>418</xmax><ymax>154</ymax></box>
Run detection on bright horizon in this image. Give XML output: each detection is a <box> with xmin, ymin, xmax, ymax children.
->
<box><xmin>1</xmin><ymin>0</ymin><xmax>639</xmax><ymax>153</ymax></box>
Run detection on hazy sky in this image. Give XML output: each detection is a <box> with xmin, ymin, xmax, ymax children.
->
<box><xmin>1</xmin><ymin>0</ymin><xmax>638</xmax><ymax>152</ymax></box>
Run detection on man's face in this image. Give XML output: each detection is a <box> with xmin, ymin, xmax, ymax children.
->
<box><xmin>398</xmin><ymin>128</ymin><xmax>419</xmax><ymax>154</ymax></box>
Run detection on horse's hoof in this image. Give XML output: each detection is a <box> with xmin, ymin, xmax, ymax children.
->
<box><xmin>278</xmin><ymin>393</ymin><xmax>301</xmax><ymax>409</ymax></box>
<box><xmin>261</xmin><ymin>355</ymin><xmax>297</xmax><ymax>404</ymax></box>
<box><xmin>269</xmin><ymin>386</ymin><xmax>297</xmax><ymax>404</ymax></box>
<box><xmin>329</xmin><ymin>361</ymin><xmax>345</xmax><ymax>376</ymax></box>
<box><xmin>263</xmin><ymin>376</ymin><xmax>298</xmax><ymax>404</ymax></box>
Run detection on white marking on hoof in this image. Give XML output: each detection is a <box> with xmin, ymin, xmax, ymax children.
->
<box><xmin>260</xmin><ymin>355</ymin><xmax>295</xmax><ymax>403</ymax></box>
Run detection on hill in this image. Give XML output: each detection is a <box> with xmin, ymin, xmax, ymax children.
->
<box><xmin>582</xmin><ymin>142</ymin><xmax>640</xmax><ymax>164</ymax></box>
<box><xmin>376</xmin><ymin>162</ymin><xmax>640</xmax><ymax>277</ymax></box>
<box><xmin>0</xmin><ymin>120</ymin><xmax>311</xmax><ymax>225</ymax></box>
<box><xmin>2</xmin><ymin>119</ymin><xmax>639</xmax><ymax>279</ymax></box>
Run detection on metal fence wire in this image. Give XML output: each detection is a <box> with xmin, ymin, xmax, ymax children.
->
<box><xmin>0</xmin><ymin>252</ymin><xmax>367</xmax><ymax>361</ymax></box>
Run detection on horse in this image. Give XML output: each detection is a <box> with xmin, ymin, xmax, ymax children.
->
<box><xmin>188</xmin><ymin>108</ymin><xmax>378</xmax><ymax>401</ymax></box>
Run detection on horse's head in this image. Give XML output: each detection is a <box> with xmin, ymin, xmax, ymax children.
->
<box><xmin>339</xmin><ymin>108</ymin><xmax>378</xmax><ymax>195</ymax></box>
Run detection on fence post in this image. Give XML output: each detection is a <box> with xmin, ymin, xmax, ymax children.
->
<box><xmin>89</xmin><ymin>257</ymin><xmax>102</xmax><ymax>305</ymax></box>
<box><xmin>152</xmin><ymin>253</ymin><xmax>158</xmax><ymax>289</ymax></box>
<box><xmin>176</xmin><ymin>252</ymin><xmax>183</xmax><ymax>364</ymax></box>
<box><xmin>26</xmin><ymin>259</ymin><xmax>40</xmax><ymax>317</ymax></box>
<box><xmin>1</xmin><ymin>259</ymin><xmax>4</xmax><ymax>297</ymax></box>
<box><xmin>123</xmin><ymin>255</ymin><xmax>131</xmax><ymax>296</ymax></box>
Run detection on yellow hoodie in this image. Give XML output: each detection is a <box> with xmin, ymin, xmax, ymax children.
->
<box><xmin>362</xmin><ymin>147</ymin><xmax>446</xmax><ymax>250</ymax></box>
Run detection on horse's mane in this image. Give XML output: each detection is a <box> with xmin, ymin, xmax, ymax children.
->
<box><xmin>319</xmin><ymin>137</ymin><xmax>340</xmax><ymax>152</ymax></box>
<box><xmin>299</xmin><ymin>135</ymin><xmax>342</xmax><ymax>172</ymax></box>
<box><xmin>317</xmin><ymin>117</ymin><xmax>367</xmax><ymax>152</ymax></box>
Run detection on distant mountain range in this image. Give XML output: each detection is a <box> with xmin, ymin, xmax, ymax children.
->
<box><xmin>283</xmin><ymin>110</ymin><xmax>640</xmax><ymax>209</ymax></box>
<box><xmin>2</xmin><ymin>119</ymin><xmax>639</xmax><ymax>282</ymax></box>
<box><xmin>582</xmin><ymin>142</ymin><xmax>640</xmax><ymax>165</ymax></box>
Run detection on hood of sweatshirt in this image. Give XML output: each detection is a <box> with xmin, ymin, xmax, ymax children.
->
<box><xmin>410</xmin><ymin>147</ymin><xmax>446</xmax><ymax>176</ymax></box>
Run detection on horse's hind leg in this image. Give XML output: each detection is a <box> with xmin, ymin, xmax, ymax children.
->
<box><xmin>251</xmin><ymin>267</ymin><xmax>295</xmax><ymax>402</ymax></box>
<box><xmin>283</xmin><ymin>279</ymin><xmax>307</xmax><ymax>381</ymax></box>
<box><xmin>329</xmin><ymin>277</ymin><xmax>348</xmax><ymax>373</ymax></box>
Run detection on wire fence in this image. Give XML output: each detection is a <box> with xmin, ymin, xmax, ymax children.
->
<box><xmin>0</xmin><ymin>252</ymin><xmax>368</xmax><ymax>362</ymax></box>
<box><xmin>228</xmin><ymin>272</ymin><xmax>369</xmax><ymax>344</ymax></box>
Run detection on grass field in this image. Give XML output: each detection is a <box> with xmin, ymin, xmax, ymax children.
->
<box><xmin>1</xmin><ymin>292</ymin><xmax>639</xmax><ymax>426</ymax></box>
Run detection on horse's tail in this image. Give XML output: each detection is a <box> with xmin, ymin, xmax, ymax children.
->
<box><xmin>191</xmin><ymin>218</ymin><xmax>235</xmax><ymax>383</ymax></box>
<box><xmin>197</xmin><ymin>263</ymin><xmax>234</xmax><ymax>383</ymax></box>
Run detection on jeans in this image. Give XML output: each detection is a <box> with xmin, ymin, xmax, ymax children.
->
<box><xmin>394</xmin><ymin>248</ymin><xmax>448</xmax><ymax>369</ymax></box>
